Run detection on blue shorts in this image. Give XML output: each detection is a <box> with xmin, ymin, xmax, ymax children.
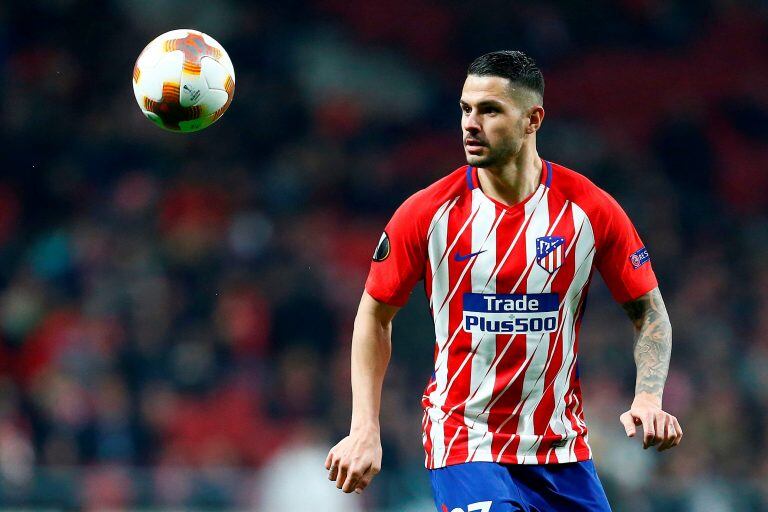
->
<box><xmin>429</xmin><ymin>460</ymin><xmax>612</xmax><ymax>512</ymax></box>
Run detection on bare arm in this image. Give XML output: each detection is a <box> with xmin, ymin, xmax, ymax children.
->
<box><xmin>622</xmin><ymin>287</ymin><xmax>672</xmax><ymax>401</ymax></box>
<box><xmin>326</xmin><ymin>291</ymin><xmax>400</xmax><ymax>493</ymax></box>
<box><xmin>350</xmin><ymin>291</ymin><xmax>398</xmax><ymax>433</ymax></box>
<box><xmin>618</xmin><ymin>287</ymin><xmax>682</xmax><ymax>450</ymax></box>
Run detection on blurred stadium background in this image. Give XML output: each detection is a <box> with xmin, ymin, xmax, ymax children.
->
<box><xmin>2</xmin><ymin>1</ymin><xmax>768</xmax><ymax>510</ymax></box>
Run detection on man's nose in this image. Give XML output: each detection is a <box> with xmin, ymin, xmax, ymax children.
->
<box><xmin>464</xmin><ymin>114</ymin><xmax>481</xmax><ymax>134</ymax></box>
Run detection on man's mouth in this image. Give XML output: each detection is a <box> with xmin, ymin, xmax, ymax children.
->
<box><xmin>465</xmin><ymin>139</ymin><xmax>487</xmax><ymax>154</ymax></box>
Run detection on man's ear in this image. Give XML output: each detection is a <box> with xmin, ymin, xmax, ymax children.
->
<box><xmin>526</xmin><ymin>105</ymin><xmax>545</xmax><ymax>134</ymax></box>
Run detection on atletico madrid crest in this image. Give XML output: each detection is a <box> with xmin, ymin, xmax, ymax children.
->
<box><xmin>536</xmin><ymin>235</ymin><xmax>566</xmax><ymax>273</ymax></box>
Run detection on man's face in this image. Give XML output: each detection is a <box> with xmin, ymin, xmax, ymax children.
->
<box><xmin>460</xmin><ymin>74</ymin><xmax>532</xmax><ymax>168</ymax></box>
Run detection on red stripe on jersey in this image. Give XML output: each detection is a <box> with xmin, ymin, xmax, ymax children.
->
<box><xmin>560</xmin><ymin>271</ymin><xmax>593</xmax><ymax>462</ymax></box>
<box><xmin>485</xmin><ymin>203</ymin><xmax>537</xmax><ymax>463</ymax></box>
<box><xmin>425</xmin><ymin>255</ymin><xmax>434</xmax><ymax>315</ymax></box>
<box><xmin>434</xmin><ymin>206</ymin><xmax>480</xmax><ymax>313</ymax></box>
<box><xmin>423</xmin><ymin>409</ymin><xmax>433</xmax><ymax>467</ymax></box>
<box><xmin>436</xmin><ymin>207</ymin><xmax>506</xmax><ymax>418</ymax></box>
<box><xmin>564</xmin><ymin>269</ymin><xmax>595</xmax><ymax>452</ymax></box>
<box><xmin>439</xmin><ymin>194</ymin><xmax>475</xmax><ymax>465</ymax></box>
<box><xmin>533</xmin><ymin>200</ymin><xmax>577</xmax><ymax>463</ymax></box>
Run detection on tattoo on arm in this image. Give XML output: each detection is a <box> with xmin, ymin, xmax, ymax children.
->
<box><xmin>622</xmin><ymin>287</ymin><xmax>672</xmax><ymax>400</ymax></box>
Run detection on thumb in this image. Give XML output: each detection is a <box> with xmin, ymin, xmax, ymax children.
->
<box><xmin>620</xmin><ymin>411</ymin><xmax>636</xmax><ymax>437</ymax></box>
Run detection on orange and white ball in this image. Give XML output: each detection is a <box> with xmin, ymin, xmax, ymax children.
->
<box><xmin>132</xmin><ymin>29</ymin><xmax>235</xmax><ymax>132</ymax></box>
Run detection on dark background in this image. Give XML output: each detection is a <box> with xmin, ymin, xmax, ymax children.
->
<box><xmin>1</xmin><ymin>1</ymin><xmax>767</xmax><ymax>510</ymax></box>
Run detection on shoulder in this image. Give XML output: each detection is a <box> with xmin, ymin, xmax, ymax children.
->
<box><xmin>548</xmin><ymin>160</ymin><xmax>622</xmax><ymax>218</ymax></box>
<box><xmin>393</xmin><ymin>165</ymin><xmax>469</xmax><ymax>222</ymax></box>
<box><xmin>548</xmin><ymin>160</ymin><xmax>644</xmax><ymax>255</ymax></box>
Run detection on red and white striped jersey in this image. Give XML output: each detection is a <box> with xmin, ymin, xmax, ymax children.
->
<box><xmin>365</xmin><ymin>160</ymin><xmax>657</xmax><ymax>468</ymax></box>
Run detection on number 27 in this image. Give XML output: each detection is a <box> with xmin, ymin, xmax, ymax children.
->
<box><xmin>450</xmin><ymin>501</ymin><xmax>492</xmax><ymax>512</ymax></box>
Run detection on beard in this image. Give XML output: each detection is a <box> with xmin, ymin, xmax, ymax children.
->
<box><xmin>465</xmin><ymin>136</ymin><xmax>522</xmax><ymax>168</ymax></box>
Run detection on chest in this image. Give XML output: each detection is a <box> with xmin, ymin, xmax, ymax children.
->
<box><xmin>426</xmin><ymin>190</ymin><xmax>596</xmax><ymax>299</ymax></box>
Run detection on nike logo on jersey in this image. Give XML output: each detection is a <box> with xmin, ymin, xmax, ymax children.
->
<box><xmin>454</xmin><ymin>249</ymin><xmax>486</xmax><ymax>262</ymax></box>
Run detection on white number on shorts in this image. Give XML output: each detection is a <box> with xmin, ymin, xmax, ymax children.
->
<box><xmin>451</xmin><ymin>501</ymin><xmax>493</xmax><ymax>512</ymax></box>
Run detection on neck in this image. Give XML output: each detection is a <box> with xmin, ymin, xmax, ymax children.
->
<box><xmin>476</xmin><ymin>143</ymin><xmax>542</xmax><ymax>206</ymax></box>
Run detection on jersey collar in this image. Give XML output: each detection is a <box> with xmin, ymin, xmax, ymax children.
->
<box><xmin>466</xmin><ymin>159</ymin><xmax>553</xmax><ymax>192</ymax></box>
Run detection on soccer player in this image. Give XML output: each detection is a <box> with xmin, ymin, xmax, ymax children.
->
<box><xmin>326</xmin><ymin>50</ymin><xmax>682</xmax><ymax>511</ymax></box>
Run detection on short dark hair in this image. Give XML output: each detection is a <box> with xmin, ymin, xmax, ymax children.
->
<box><xmin>467</xmin><ymin>50</ymin><xmax>544</xmax><ymax>101</ymax></box>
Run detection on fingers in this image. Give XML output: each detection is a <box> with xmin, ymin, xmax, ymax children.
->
<box><xmin>619</xmin><ymin>411</ymin><xmax>636</xmax><ymax>437</ymax></box>
<box><xmin>645</xmin><ymin>413</ymin><xmax>667</xmax><ymax>449</ymax></box>
<box><xmin>354</xmin><ymin>465</ymin><xmax>380</xmax><ymax>494</ymax></box>
<box><xmin>327</xmin><ymin>453</ymin><xmax>371</xmax><ymax>494</ymax></box>
<box><xmin>342</xmin><ymin>462</ymin><xmax>370</xmax><ymax>493</ymax></box>
<box><xmin>658</xmin><ymin>415</ymin><xmax>683</xmax><ymax>451</ymax></box>
<box><xmin>329</xmin><ymin>459</ymin><xmax>380</xmax><ymax>494</ymax></box>
<box><xmin>354</xmin><ymin>476</ymin><xmax>372</xmax><ymax>495</ymax></box>
<box><xmin>327</xmin><ymin>454</ymin><xmax>339</xmax><ymax>482</ymax></box>
<box><xmin>641</xmin><ymin>412</ymin><xmax>655</xmax><ymax>449</ymax></box>
<box><xmin>651</xmin><ymin>414</ymin><xmax>665</xmax><ymax>447</ymax></box>
<box><xmin>341</xmin><ymin>465</ymin><xmax>360</xmax><ymax>492</ymax></box>
<box><xmin>672</xmin><ymin>416</ymin><xmax>683</xmax><ymax>447</ymax></box>
<box><xmin>656</xmin><ymin>417</ymin><xmax>675</xmax><ymax>451</ymax></box>
<box><xmin>326</xmin><ymin>436</ymin><xmax>382</xmax><ymax>494</ymax></box>
<box><xmin>327</xmin><ymin>445</ymin><xmax>344</xmax><ymax>483</ymax></box>
<box><xmin>341</xmin><ymin>461</ymin><xmax>380</xmax><ymax>493</ymax></box>
<box><xmin>625</xmin><ymin>405</ymin><xmax>683</xmax><ymax>451</ymax></box>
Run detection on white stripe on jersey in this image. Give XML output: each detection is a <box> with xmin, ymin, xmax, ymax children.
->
<box><xmin>509</xmin><ymin>199</ymin><xmax>570</xmax><ymax>293</ymax></box>
<box><xmin>513</xmin><ymin>188</ymin><xmax>554</xmax><ymax>463</ymax></box>
<box><xmin>553</xmin><ymin>203</ymin><xmax>595</xmax><ymax>462</ymax></box>
<box><xmin>436</xmin><ymin>204</ymin><xmax>505</xmax><ymax>406</ymax></box>
<box><xmin>434</xmin><ymin>205</ymin><xmax>481</xmax><ymax>315</ymax></box>
<box><xmin>437</xmin><ymin>208</ymin><xmax>505</xmax><ymax>322</ymax></box>
<box><xmin>491</xmin><ymin>200</ymin><xmax>583</xmax><ymax>462</ymax></box>
<box><xmin>517</xmin><ymin>201</ymin><xmax>579</xmax><ymax>463</ymax></box>
<box><xmin>522</xmin><ymin>204</ymin><xmax>592</xmax><ymax>462</ymax></box>
<box><xmin>464</xmin><ymin>189</ymin><xmax>500</xmax><ymax>462</ymax></box>
<box><xmin>493</xmin><ymin>197</ymin><xmax>568</xmax><ymax>462</ymax></box>
<box><xmin>441</xmin><ymin>425</ymin><xmax>464</xmax><ymax>467</ymax></box>
<box><xmin>427</xmin><ymin>197</ymin><xmax>459</xmax><ymax>242</ymax></box>
<box><xmin>486</xmin><ymin>187</ymin><xmax>548</xmax><ymax>289</ymax></box>
<box><xmin>427</xmin><ymin>196</ymin><xmax>460</xmax><ymax>467</ymax></box>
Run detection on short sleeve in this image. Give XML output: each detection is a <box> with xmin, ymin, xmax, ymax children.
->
<box><xmin>593</xmin><ymin>192</ymin><xmax>658</xmax><ymax>304</ymax></box>
<box><xmin>365</xmin><ymin>193</ymin><xmax>428</xmax><ymax>307</ymax></box>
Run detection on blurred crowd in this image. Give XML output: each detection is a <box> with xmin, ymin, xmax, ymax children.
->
<box><xmin>1</xmin><ymin>0</ymin><xmax>768</xmax><ymax>510</ymax></box>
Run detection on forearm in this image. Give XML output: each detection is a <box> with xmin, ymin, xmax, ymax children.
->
<box><xmin>623</xmin><ymin>288</ymin><xmax>672</xmax><ymax>403</ymax></box>
<box><xmin>350</xmin><ymin>298</ymin><xmax>393</xmax><ymax>433</ymax></box>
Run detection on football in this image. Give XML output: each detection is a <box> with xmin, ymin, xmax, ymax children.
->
<box><xmin>132</xmin><ymin>29</ymin><xmax>235</xmax><ymax>132</ymax></box>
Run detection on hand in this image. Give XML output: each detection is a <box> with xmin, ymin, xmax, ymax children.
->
<box><xmin>325</xmin><ymin>429</ymin><xmax>382</xmax><ymax>494</ymax></box>
<box><xmin>619</xmin><ymin>393</ymin><xmax>683</xmax><ymax>451</ymax></box>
